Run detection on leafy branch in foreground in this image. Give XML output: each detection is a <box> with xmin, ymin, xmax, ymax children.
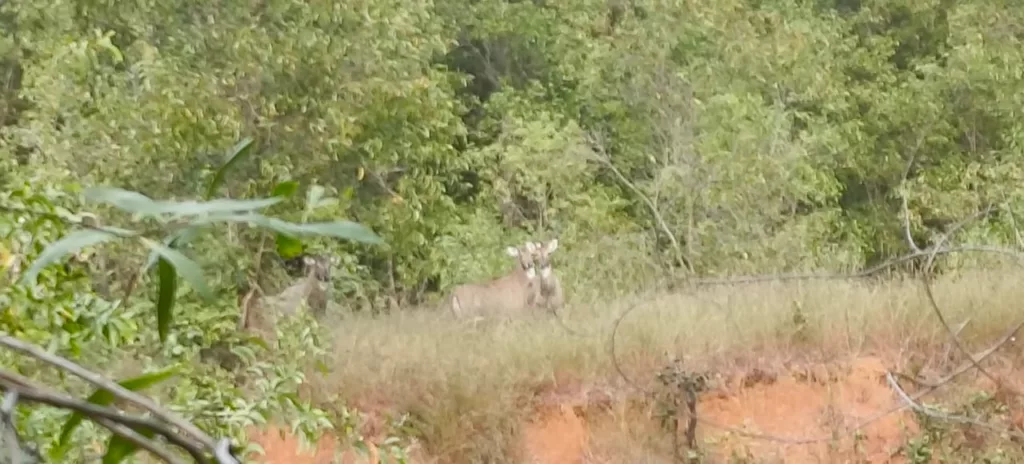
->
<box><xmin>17</xmin><ymin>184</ymin><xmax>383</xmax><ymax>343</ymax></box>
<box><xmin>1</xmin><ymin>137</ymin><xmax>389</xmax><ymax>462</ymax></box>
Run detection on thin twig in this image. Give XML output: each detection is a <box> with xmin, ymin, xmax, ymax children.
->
<box><xmin>92</xmin><ymin>417</ymin><xmax>187</xmax><ymax>464</ymax></box>
<box><xmin>918</xmin><ymin>205</ymin><xmax>1022</xmax><ymax>397</ymax></box>
<box><xmin>1</xmin><ymin>390</ymin><xmax>36</xmax><ymax>464</ymax></box>
<box><xmin>0</xmin><ymin>335</ymin><xmax>238</xmax><ymax>463</ymax></box>
<box><xmin>886</xmin><ymin>372</ymin><xmax>1024</xmax><ymax>438</ymax></box>
<box><xmin>607</xmin><ymin>235</ymin><xmax>1024</xmax><ymax>445</ymax></box>
<box><xmin>939</xmin><ymin>318</ymin><xmax>972</xmax><ymax>366</ymax></box>
<box><xmin>898</xmin><ymin>130</ymin><xmax>927</xmax><ymax>254</ymax></box>
<box><xmin>0</xmin><ymin>370</ymin><xmax>195</xmax><ymax>463</ymax></box>
<box><xmin>1005</xmin><ymin>204</ymin><xmax>1024</xmax><ymax>249</ymax></box>
<box><xmin>587</xmin><ymin>131</ymin><xmax>693</xmax><ymax>274</ymax></box>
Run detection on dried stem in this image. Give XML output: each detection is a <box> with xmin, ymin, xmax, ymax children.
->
<box><xmin>0</xmin><ymin>369</ymin><xmax>194</xmax><ymax>463</ymax></box>
<box><xmin>0</xmin><ymin>335</ymin><xmax>240</xmax><ymax>464</ymax></box>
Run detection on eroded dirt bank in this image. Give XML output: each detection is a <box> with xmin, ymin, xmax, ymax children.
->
<box><xmin>245</xmin><ymin>354</ymin><xmax>993</xmax><ymax>463</ymax></box>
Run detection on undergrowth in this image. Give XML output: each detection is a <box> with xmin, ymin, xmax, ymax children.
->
<box><xmin>308</xmin><ymin>268</ymin><xmax>1024</xmax><ymax>463</ymax></box>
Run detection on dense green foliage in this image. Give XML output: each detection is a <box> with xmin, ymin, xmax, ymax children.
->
<box><xmin>3</xmin><ymin>0</ymin><xmax>1024</xmax><ymax>461</ymax></box>
<box><xmin>7</xmin><ymin>0</ymin><xmax>1024</xmax><ymax>296</ymax></box>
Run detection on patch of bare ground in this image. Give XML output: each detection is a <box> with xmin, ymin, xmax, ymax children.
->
<box><xmin>245</xmin><ymin>269</ymin><xmax>1024</xmax><ymax>463</ymax></box>
<box><xmin>245</xmin><ymin>353</ymin><xmax>1024</xmax><ymax>463</ymax></box>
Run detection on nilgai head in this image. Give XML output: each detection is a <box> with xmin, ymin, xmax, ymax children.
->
<box><xmin>529</xmin><ymin>239</ymin><xmax>564</xmax><ymax>312</ymax></box>
<box><xmin>447</xmin><ymin>242</ymin><xmax>541</xmax><ymax>319</ymax></box>
<box><xmin>284</xmin><ymin>254</ymin><xmax>334</xmax><ymax>282</ymax></box>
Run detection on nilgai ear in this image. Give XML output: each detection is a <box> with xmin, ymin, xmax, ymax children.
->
<box><xmin>506</xmin><ymin>246</ymin><xmax>521</xmax><ymax>257</ymax></box>
<box><xmin>546</xmin><ymin>239</ymin><xmax>559</xmax><ymax>253</ymax></box>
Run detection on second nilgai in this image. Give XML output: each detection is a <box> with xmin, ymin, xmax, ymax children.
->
<box><xmin>529</xmin><ymin>239</ymin><xmax>564</xmax><ymax>312</ymax></box>
<box><xmin>447</xmin><ymin>242</ymin><xmax>542</xmax><ymax>319</ymax></box>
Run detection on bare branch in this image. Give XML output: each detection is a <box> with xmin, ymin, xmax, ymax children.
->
<box><xmin>0</xmin><ymin>369</ymin><xmax>195</xmax><ymax>463</ymax></box>
<box><xmin>897</xmin><ymin>122</ymin><xmax>935</xmax><ymax>254</ymax></box>
<box><xmin>918</xmin><ymin>205</ymin><xmax>1022</xmax><ymax>397</ymax></box>
<box><xmin>586</xmin><ymin>130</ymin><xmax>694</xmax><ymax>274</ymax></box>
<box><xmin>1</xmin><ymin>390</ymin><xmax>41</xmax><ymax>464</ymax></box>
<box><xmin>93</xmin><ymin>418</ymin><xmax>186</xmax><ymax>464</ymax></box>
<box><xmin>0</xmin><ymin>335</ymin><xmax>239</xmax><ymax>464</ymax></box>
<box><xmin>886</xmin><ymin>372</ymin><xmax>1024</xmax><ymax>438</ymax></box>
<box><xmin>605</xmin><ymin>196</ymin><xmax>1024</xmax><ymax>447</ymax></box>
<box><xmin>898</xmin><ymin>150</ymin><xmax>921</xmax><ymax>253</ymax></box>
<box><xmin>939</xmin><ymin>318</ymin><xmax>972</xmax><ymax>365</ymax></box>
<box><xmin>1005</xmin><ymin>204</ymin><xmax>1024</xmax><ymax>249</ymax></box>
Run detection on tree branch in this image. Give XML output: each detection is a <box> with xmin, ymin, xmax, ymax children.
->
<box><xmin>0</xmin><ymin>335</ymin><xmax>240</xmax><ymax>464</ymax></box>
<box><xmin>0</xmin><ymin>369</ymin><xmax>193</xmax><ymax>464</ymax></box>
<box><xmin>586</xmin><ymin>130</ymin><xmax>694</xmax><ymax>274</ymax></box>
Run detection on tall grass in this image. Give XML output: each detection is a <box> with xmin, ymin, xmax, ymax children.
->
<box><xmin>313</xmin><ymin>267</ymin><xmax>1024</xmax><ymax>462</ymax></box>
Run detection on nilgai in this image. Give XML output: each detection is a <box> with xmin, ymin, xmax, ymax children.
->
<box><xmin>447</xmin><ymin>242</ymin><xmax>541</xmax><ymax>319</ymax></box>
<box><xmin>203</xmin><ymin>254</ymin><xmax>334</xmax><ymax>372</ymax></box>
<box><xmin>529</xmin><ymin>239</ymin><xmax>564</xmax><ymax>312</ymax></box>
<box><xmin>240</xmin><ymin>254</ymin><xmax>334</xmax><ymax>340</ymax></box>
<box><xmin>272</xmin><ymin>253</ymin><xmax>334</xmax><ymax>318</ymax></box>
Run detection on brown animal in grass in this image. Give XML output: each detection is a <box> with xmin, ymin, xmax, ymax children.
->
<box><xmin>446</xmin><ymin>242</ymin><xmax>542</xmax><ymax>320</ymax></box>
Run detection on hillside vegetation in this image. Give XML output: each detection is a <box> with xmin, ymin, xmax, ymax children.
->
<box><xmin>3</xmin><ymin>0</ymin><xmax>1024</xmax><ymax>462</ymax></box>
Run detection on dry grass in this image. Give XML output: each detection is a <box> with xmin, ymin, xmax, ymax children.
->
<box><xmin>315</xmin><ymin>267</ymin><xmax>1024</xmax><ymax>462</ymax></box>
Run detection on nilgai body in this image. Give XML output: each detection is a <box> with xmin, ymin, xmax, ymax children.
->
<box><xmin>447</xmin><ymin>242</ymin><xmax>541</xmax><ymax>319</ymax></box>
<box><xmin>240</xmin><ymin>254</ymin><xmax>333</xmax><ymax>340</ymax></box>
<box><xmin>205</xmin><ymin>254</ymin><xmax>334</xmax><ymax>375</ymax></box>
<box><xmin>530</xmin><ymin>239</ymin><xmax>565</xmax><ymax>312</ymax></box>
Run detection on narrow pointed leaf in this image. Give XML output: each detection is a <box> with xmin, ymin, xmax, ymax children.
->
<box><xmin>272</xmin><ymin>180</ymin><xmax>300</xmax><ymax>198</ymax></box>
<box><xmin>85</xmin><ymin>186</ymin><xmax>282</xmax><ymax>217</ymax></box>
<box><xmin>83</xmin><ymin>187</ymin><xmax>159</xmax><ymax>214</ymax></box>
<box><xmin>141</xmin><ymin>238</ymin><xmax>212</xmax><ymax>299</ymax></box>
<box><xmin>287</xmin><ymin>221</ymin><xmax>384</xmax><ymax>244</ymax></box>
<box><xmin>144</xmin><ymin>226</ymin><xmax>205</xmax><ymax>272</ymax></box>
<box><xmin>156</xmin><ymin>257</ymin><xmax>177</xmax><ymax>342</ymax></box>
<box><xmin>101</xmin><ymin>426</ymin><xmax>156</xmax><ymax>464</ymax></box>
<box><xmin>53</xmin><ymin>365</ymin><xmax>180</xmax><ymax>457</ymax></box>
<box><xmin>205</xmin><ymin>137</ymin><xmax>255</xmax><ymax>200</ymax></box>
<box><xmin>161</xmin><ymin>197</ymin><xmax>282</xmax><ymax>218</ymax></box>
<box><xmin>20</xmin><ymin>230</ymin><xmax>119</xmax><ymax>286</ymax></box>
<box><xmin>195</xmin><ymin>214</ymin><xmax>384</xmax><ymax>244</ymax></box>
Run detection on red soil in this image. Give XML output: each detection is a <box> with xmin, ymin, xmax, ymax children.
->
<box><xmin>245</xmin><ymin>355</ymin><xmax>1023</xmax><ymax>463</ymax></box>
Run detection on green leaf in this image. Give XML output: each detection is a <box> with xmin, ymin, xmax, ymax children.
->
<box><xmin>141</xmin><ymin>238</ymin><xmax>212</xmax><ymax>299</ymax></box>
<box><xmin>20</xmin><ymin>230</ymin><xmax>119</xmax><ymax>286</ymax></box>
<box><xmin>82</xmin><ymin>187</ymin><xmax>158</xmax><ymax>215</ymax></box>
<box><xmin>311</xmin><ymin>197</ymin><xmax>339</xmax><ymax>211</ymax></box>
<box><xmin>143</xmin><ymin>226</ymin><xmax>206</xmax><ymax>272</ymax></box>
<box><xmin>306</xmin><ymin>185</ymin><xmax>326</xmax><ymax>209</ymax></box>
<box><xmin>156</xmin><ymin>257</ymin><xmax>177</xmax><ymax>343</ymax></box>
<box><xmin>276</xmin><ymin>234</ymin><xmax>305</xmax><ymax>259</ymax></box>
<box><xmin>205</xmin><ymin>137</ymin><xmax>255</xmax><ymax>200</ymax></box>
<box><xmin>85</xmin><ymin>187</ymin><xmax>282</xmax><ymax>218</ymax></box>
<box><xmin>161</xmin><ymin>197</ymin><xmax>283</xmax><ymax>219</ymax></box>
<box><xmin>286</xmin><ymin>221</ymin><xmax>385</xmax><ymax>244</ymax></box>
<box><xmin>196</xmin><ymin>213</ymin><xmax>384</xmax><ymax>244</ymax></box>
<box><xmin>102</xmin><ymin>427</ymin><xmax>156</xmax><ymax>464</ymax></box>
<box><xmin>53</xmin><ymin>365</ymin><xmax>180</xmax><ymax>458</ymax></box>
<box><xmin>272</xmin><ymin>180</ymin><xmax>300</xmax><ymax>198</ymax></box>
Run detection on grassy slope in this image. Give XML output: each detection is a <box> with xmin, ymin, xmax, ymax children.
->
<box><xmin>303</xmin><ymin>268</ymin><xmax>1024</xmax><ymax>462</ymax></box>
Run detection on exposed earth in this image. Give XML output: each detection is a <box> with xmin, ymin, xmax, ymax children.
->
<box><xmin>243</xmin><ymin>353</ymin><xmax>1021</xmax><ymax>463</ymax></box>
